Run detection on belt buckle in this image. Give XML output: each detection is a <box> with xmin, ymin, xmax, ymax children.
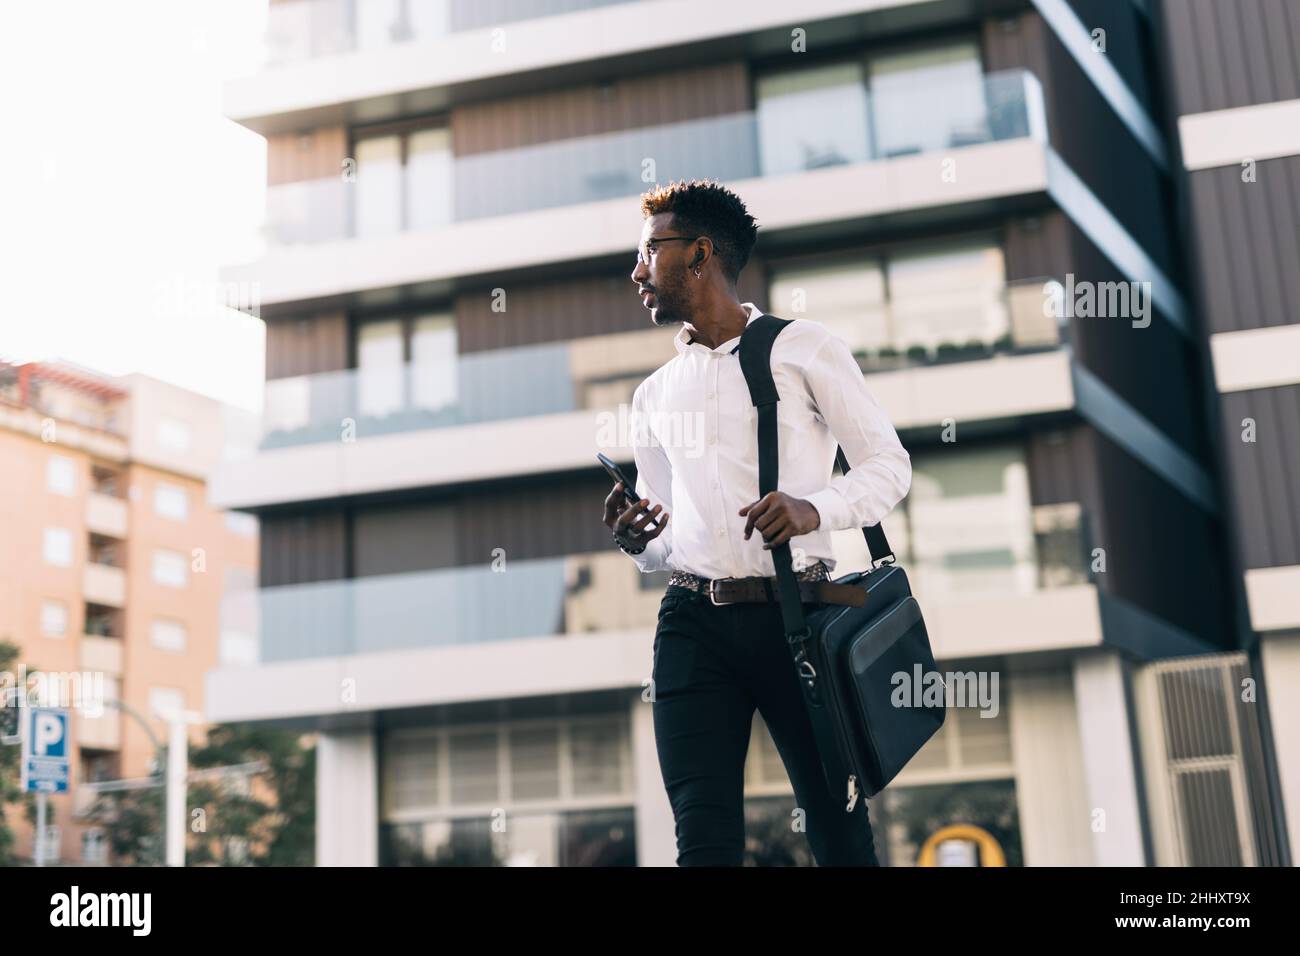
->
<box><xmin>708</xmin><ymin>577</ymin><xmax>736</xmax><ymax>606</ymax></box>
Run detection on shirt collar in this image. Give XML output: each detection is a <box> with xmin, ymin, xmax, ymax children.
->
<box><xmin>673</xmin><ymin>302</ymin><xmax>765</xmax><ymax>357</ymax></box>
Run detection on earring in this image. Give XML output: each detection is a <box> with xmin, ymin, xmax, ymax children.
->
<box><xmin>693</xmin><ymin>267</ymin><xmax>702</xmax><ymax>278</ymax></box>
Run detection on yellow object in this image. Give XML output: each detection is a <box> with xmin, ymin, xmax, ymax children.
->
<box><xmin>916</xmin><ymin>824</ymin><xmax>1007</xmax><ymax>866</ymax></box>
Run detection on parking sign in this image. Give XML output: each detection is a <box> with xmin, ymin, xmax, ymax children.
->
<box><xmin>21</xmin><ymin>708</ymin><xmax>70</xmax><ymax>793</ymax></box>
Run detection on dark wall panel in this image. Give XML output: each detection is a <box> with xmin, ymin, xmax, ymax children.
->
<box><xmin>1155</xmin><ymin>0</ymin><xmax>1300</xmax><ymax>115</ymax></box>
<box><xmin>985</xmin><ymin>11</ymin><xmax>1177</xmax><ymax>277</ymax></box>
<box><xmin>1063</xmin><ymin>217</ymin><xmax>1209</xmax><ymax>460</ymax></box>
<box><xmin>1006</xmin><ymin>211</ymin><xmax>1209</xmax><ymax>462</ymax></box>
<box><xmin>454</xmin><ymin>275</ymin><xmax>649</xmax><ymax>353</ymax></box>
<box><xmin>453</xmin><ymin>259</ymin><xmax>768</xmax><ymax>354</ymax></box>
<box><xmin>454</xmin><ymin>472</ymin><xmax>618</xmax><ymax>565</ymax></box>
<box><xmin>1087</xmin><ymin>426</ymin><xmax>1231</xmax><ymax>644</ymax></box>
<box><xmin>266</xmin><ymin>126</ymin><xmax>348</xmax><ymax>186</ymax></box>
<box><xmin>353</xmin><ymin>504</ymin><xmax>459</xmax><ymax>576</ymax></box>
<box><xmin>1219</xmin><ymin>384</ymin><xmax>1300</xmax><ymax>568</ymax></box>
<box><xmin>1027</xmin><ymin>424</ymin><xmax>1101</xmax><ymax>512</ymax></box>
<box><xmin>1062</xmin><ymin>0</ymin><xmax>1156</xmax><ymax>110</ymax></box>
<box><xmin>265</xmin><ymin>313</ymin><xmax>351</xmax><ymax>380</ymax></box>
<box><xmin>260</xmin><ymin>512</ymin><xmax>347</xmax><ymax>587</ymax></box>
<box><xmin>449</xmin><ymin>61</ymin><xmax>751</xmax><ymax>156</ymax></box>
<box><xmin>1185</xmin><ymin>155</ymin><xmax>1300</xmax><ymax>335</ymax></box>
<box><xmin>1003</xmin><ymin>212</ymin><xmax>1071</xmax><ymax>280</ymax></box>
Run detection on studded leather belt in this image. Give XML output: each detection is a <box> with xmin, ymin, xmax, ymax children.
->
<box><xmin>667</xmin><ymin>561</ymin><xmax>866</xmax><ymax>607</ymax></box>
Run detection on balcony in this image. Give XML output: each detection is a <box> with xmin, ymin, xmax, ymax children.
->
<box><xmin>263</xmin><ymin>69</ymin><xmax>1042</xmax><ymax>248</ymax></box>
<box><xmin>226</xmin><ymin>0</ymin><xmax>976</xmax><ymax>133</ymax></box>
<box><xmin>80</xmin><ymin>635</ymin><xmax>124</xmax><ymax>677</ymax></box>
<box><xmin>263</xmin><ymin>0</ymin><xmax>646</xmax><ymax>69</ymax></box>
<box><xmin>255</xmin><ymin>277</ymin><xmax>1063</xmax><ymax>451</ymax></box>
<box><xmin>83</xmin><ymin>563</ymin><xmax>127</xmax><ymax>608</ymax></box>
<box><xmin>84</xmin><ymin>492</ymin><xmax>128</xmax><ymax>539</ymax></box>
<box><xmin>233</xmin><ymin>501</ymin><xmax>1092</xmax><ymax>665</ymax></box>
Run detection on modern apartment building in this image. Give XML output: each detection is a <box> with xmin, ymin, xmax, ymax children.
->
<box><xmin>209</xmin><ymin>0</ymin><xmax>1288</xmax><ymax>866</ymax></box>
<box><xmin>0</xmin><ymin>360</ymin><xmax>259</xmax><ymax>864</ymax></box>
<box><xmin>1149</xmin><ymin>0</ymin><xmax>1300</xmax><ymax>866</ymax></box>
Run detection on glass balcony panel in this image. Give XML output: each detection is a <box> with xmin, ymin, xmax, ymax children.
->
<box><xmin>756</xmin><ymin>61</ymin><xmax>872</xmax><ymax>175</ymax></box>
<box><xmin>867</xmin><ymin>42</ymin><xmax>987</xmax><ymax>157</ymax></box>
<box><xmin>262</xmin><ymin>71</ymin><xmax>1040</xmax><ymax>244</ymax></box>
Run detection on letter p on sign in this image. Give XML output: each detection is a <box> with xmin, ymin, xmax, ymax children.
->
<box><xmin>34</xmin><ymin>712</ymin><xmax>65</xmax><ymax>756</ymax></box>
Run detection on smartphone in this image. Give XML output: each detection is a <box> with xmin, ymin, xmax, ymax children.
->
<box><xmin>597</xmin><ymin>452</ymin><xmax>659</xmax><ymax>530</ymax></box>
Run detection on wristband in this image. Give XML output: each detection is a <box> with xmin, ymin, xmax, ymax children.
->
<box><xmin>613</xmin><ymin>528</ymin><xmax>647</xmax><ymax>555</ymax></box>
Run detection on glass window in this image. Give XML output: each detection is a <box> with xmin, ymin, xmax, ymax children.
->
<box><xmin>867</xmin><ymin>42</ymin><xmax>986</xmax><ymax>157</ymax></box>
<box><xmin>905</xmin><ymin>443</ymin><xmax>1035</xmax><ymax>599</ymax></box>
<box><xmin>41</xmin><ymin>600</ymin><xmax>68</xmax><ymax>637</ymax></box>
<box><xmin>757</xmin><ymin>62</ymin><xmax>871</xmax><ymax>175</ymax></box>
<box><xmin>43</xmin><ymin>528</ymin><xmax>73</xmax><ymax>567</ymax></box>
<box><xmin>448</xmin><ymin>731</ymin><xmax>500</xmax><ymax>805</ymax></box>
<box><xmin>406</xmin><ymin>128</ymin><xmax>454</xmax><ymax>231</ymax></box>
<box><xmin>355</xmin><ymin>134</ymin><xmax>404</xmax><ymax>237</ymax></box>
<box><xmin>410</xmin><ymin>313</ymin><xmax>458</xmax><ymax>411</ymax></box>
<box><xmin>47</xmin><ymin>454</ymin><xmax>76</xmax><ymax>496</ymax></box>
<box><xmin>768</xmin><ymin>257</ymin><xmax>887</xmax><ymax>355</ymax></box>
<box><xmin>151</xmin><ymin>619</ymin><xmax>188</xmax><ymax>653</ymax></box>
<box><xmin>81</xmin><ymin>828</ymin><xmax>108</xmax><ymax>864</ymax></box>
<box><xmin>152</xmin><ymin>549</ymin><xmax>188</xmax><ymax>589</ymax></box>
<box><xmin>154</xmin><ymin>482</ymin><xmax>189</xmax><ymax>521</ymax></box>
<box><xmin>357</xmin><ymin>319</ymin><xmax>405</xmax><ymax>418</ymax></box>
<box><xmin>356</xmin><ymin>0</ymin><xmax>404</xmax><ymax>51</ymax></box>
<box><xmin>509</xmin><ymin>726</ymin><xmax>561</xmax><ymax>802</ymax></box>
<box><xmin>569</xmin><ymin>720</ymin><xmax>624</xmax><ymax>797</ymax></box>
<box><xmin>386</xmin><ymin>735</ymin><xmax>440</xmax><ymax>814</ymax></box>
<box><xmin>885</xmin><ymin>242</ymin><xmax>1008</xmax><ymax>352</ymax></box>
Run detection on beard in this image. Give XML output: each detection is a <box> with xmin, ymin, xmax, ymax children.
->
<box><xmin>647</xmin><ymin>279</ymin><xmax>688</xmax><ymax>326</ymax></box>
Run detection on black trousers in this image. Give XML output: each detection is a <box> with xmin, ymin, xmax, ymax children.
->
<box><xmin>651</xmin><ymin>584</ymin><xmax>881</xmax><ymax>866</ymax></box>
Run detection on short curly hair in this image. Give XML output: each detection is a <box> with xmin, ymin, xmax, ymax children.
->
<box><xmin>639</xmin><ymin>179</ymin><xmax>759</xmax><ymax>283</ymax></box>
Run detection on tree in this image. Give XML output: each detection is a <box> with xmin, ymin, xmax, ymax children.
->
<box><xmin>0</xmin><ymin>639</ymin><xmax>36</xmax><ymax>867</ymax></box>
<box><xmin>84</xmin><ymin>724</ymin><xmax>315</xmax><ymax>866</ymax></box>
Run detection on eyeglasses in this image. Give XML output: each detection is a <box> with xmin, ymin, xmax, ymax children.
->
<box><xmin>635</xmin><ymin>235</ymin><xmax>698</xmax><ymax>265</ymax></box>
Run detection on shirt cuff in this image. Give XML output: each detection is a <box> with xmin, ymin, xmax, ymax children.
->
<box><xmin>625</xmin><ymin>535</ymin><xmax>671</xmax><ymax>573</ymax></box>
<box><xmin>803</xmin><ymin>486</ymin><xmax>853</xmax><ymax>534</ymax></box>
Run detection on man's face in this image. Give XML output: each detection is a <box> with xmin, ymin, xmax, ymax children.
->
<box><xmin>630</xmin><ymin>212</ymin><xmax>697</xmax><ymax>327</ymax></box>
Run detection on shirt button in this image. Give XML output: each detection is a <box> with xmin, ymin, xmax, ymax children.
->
<box><xmin>708</xmin><ymin>436</ymin><xmax>716</xmax><ymax>445</ymax></box>
<box><xmin>707</xmin><ymin>392</ymin><xmax>716</xmax><ymax>399</ymax></box>
<box><xmin>717</xmin><ymin>528</ymin><xmax>725</xmax><ymax>537</ymax></box>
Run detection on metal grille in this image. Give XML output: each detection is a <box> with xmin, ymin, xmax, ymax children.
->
<box><xmin>1150</xmin><ymin>654</ymin><xmax>1283</xmax><ymax>867</ymax></box>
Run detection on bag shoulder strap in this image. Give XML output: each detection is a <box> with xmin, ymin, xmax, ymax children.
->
<box><xmin>737</xmin><ymin>314</ymin><xmax>895</xmax><ymax>565</ymax></box>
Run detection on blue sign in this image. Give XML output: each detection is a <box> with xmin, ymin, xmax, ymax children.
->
<box><xmin>21</xmin><ymin>708</ymin><xmax>70</xmax><ymax>793</ymax></box>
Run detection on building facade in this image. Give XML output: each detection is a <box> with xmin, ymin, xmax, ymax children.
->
<box><xmin>209</xmin><ymin>0</ymin><xmax>1290</xmax><ymax>865</ymax></box>
<box><xmin>0</xmin><ymin>361</ymin><xmax>259</xmax><ymax>864</ymax></box>
<box><xmin>1149</xmin><ymin>0</ymin><xmax>1300</xmax><ymax>866</ymax></box>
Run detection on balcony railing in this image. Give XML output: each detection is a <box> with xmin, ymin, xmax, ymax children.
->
<box><xmin>233</xmin><ymin>502</ymin><xmax>1091</xmax><ymax>664</ymax></box>
<box><xmin>262</xmin><ymin>69</ymin><xmax>1045</xmax><ymax>245</ymax></box>
<box><xmin>257</xmin><ymin>276</ymin><xmax>1064</xmax><ymax>450</ymax></box>
<box><xmin>264</xmin><ymin>0</ymin><xmax>648</xmax><ymax>68</ymax></box>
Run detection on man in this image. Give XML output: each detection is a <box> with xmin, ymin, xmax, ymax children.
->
<box><xmin>603</xmin><ymin>178</ymin><xmax>912</xmax><ymax>866</ymax></box>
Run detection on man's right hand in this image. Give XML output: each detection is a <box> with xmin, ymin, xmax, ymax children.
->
<box><xmin>604</xmin><ymin>481</ymin><xmax>669</xmax><ymax>549</ymax></box>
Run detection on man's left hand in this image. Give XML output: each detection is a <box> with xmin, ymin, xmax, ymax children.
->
<box><xmin>739</xmin><ymin>492</ymin><xmax>821</xmax><ymax>550</ymax></box>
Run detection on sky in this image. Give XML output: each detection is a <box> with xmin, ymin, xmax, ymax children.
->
<box><xmin>0</xmin><ymin>0</ymin><xmax>271</xmax><ymax>412</ymax></box>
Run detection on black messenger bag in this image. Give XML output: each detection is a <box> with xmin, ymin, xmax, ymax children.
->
<box><xmin>738</xmin><ymin>313</ymin><xmax>945</xmax><ymax>805</ymax></box>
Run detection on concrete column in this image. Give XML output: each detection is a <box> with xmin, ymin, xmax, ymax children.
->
<box><xmin>1259</xmin><ymin>631</ymin><xmax>1300</xmax><ymax>863</ymax></box>
<box><xmin>1008</xmin><ymin>666</ymin><xmax>1095</xmax><ymax>865</ymax></box>
<box><xmin>1071</xmin><ymin>649</ymin><xmax>1149</xmax><ymax>865</ymax></box>
<box><xmin>630</xmin><ymin>693</ymin><xmax>676</xmax><ymax>867</ymax></box>
<box><xmin>317</xmin><ymin>728</ymin><xmax>378</xmax><ymax>867</ymax></box>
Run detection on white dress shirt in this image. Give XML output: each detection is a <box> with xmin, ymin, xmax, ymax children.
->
<box><xmin>624</xmin><ymin>302</ymin><xmax>911</xmax><ymax>579</ymax></box>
